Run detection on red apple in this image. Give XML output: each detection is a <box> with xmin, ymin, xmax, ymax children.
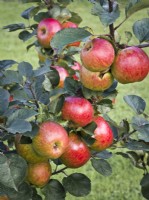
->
<box><xmin>15</xmin><ymin>135</ymin><xmax>48</xmax><ymax>164</ymax></box>
<box><xmin>80</xmin><ymin>38</ymin><xmax>115</xmax><ymax>72</ymax></box>
<box><xmin>80</xmin><ymin>65</ymin><xmax>114</xmax><ymax>91</ymax></box>
<box><xmin>90</xmin><ymin>116</ymin><xmax>113</xmax><ymax>151</ymax></box>
<box><xmin>51</xmin><ymin>66</ymin><xmax>69</xmax><ymax>88</ymax></box>
<box><xmin>26</xmin><ymin>162</ymin><xmax>52</xmax><ymax>187</ymax></box>
<box><xmin>62</xmin><ymin>21</ymin><xmax>80</xmax><ymax>47</ymax></box>
<box><xmin>32</xmin><ymin>121</ymin><xmax>69</xmax><ymax>159</ymax></box>
<box><xmin>60</xmin><ymin>133</ymin><xmax>91</xmax><ymax>168</ymax></box>
<box><xmin>61</xmin><ymin>96</ymin><xmax>94</xmax><ymax>127</ymax></box>
<box><xmin>37</xmin><ymin>18</ymin><xmax>62</xmax><ymax>48</ymax></box>
<box><xmin>111</xmin><ymin>46</ymin><xmax>149</xmax><ymax>84</ymax></box>
<box><xmin>71</xmin><ymin>61</ymin><xmax>81</xmax><ymax>80</ymax></box>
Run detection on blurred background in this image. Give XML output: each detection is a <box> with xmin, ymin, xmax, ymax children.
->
<box><xmin>0</xmin><ymin>0</ymin><xmax>149</xmax><ymax>199</ymax></box>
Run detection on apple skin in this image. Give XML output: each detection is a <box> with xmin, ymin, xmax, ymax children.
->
<box><xmin>60</xmin><ymin>133</ymin><xmax>91</xmax><ymax>168</ymax></box>
<box><xmin>90</xmin><ymin>116</ymin><xmax>114</xmax><ymax>151</ymax></box>
<box><xmin>62</xmin><ymin>21</ymin><xmax>80</xmax><ymax>47</ymax></box>
<box><xmin>37</xmin><ymin>18</ymin><xmax>62</xmax><ymax>48</ymax></box>
<box><xmin>51</xmin><ymin>66</ymin><xmax>69</xmax><ymax>88</ymax></box>
<box><xmin>80</xmin><ymin>65</ymin><xmax>114</xmax><ymax>91</ymax></box>
<box><xmin>71</xmin><ymin>62</ymin><xmax>81</xmax><ymax>80</ymax></box>
<box><xmin>15</xmin><ymin>135</ymin><xmax>48</xmax><ymax>164</ymax></box>
<box><xmin>80</xmin><ymin>38</ymin><xmax>115</xmax><ymax>72</ymax></box>
<box><xmin>61</xmin><ymin>96</ymin><xmax>94</xmax><ymax>127</ymax></box>
<box><xmin>0</xmin><ymin>195</ymin><xmax>9</xmax><ymax>200</ymax></box>
<box><xmin>111</xmin><ymin>47</ymin><xmax>149</xmax><ymax>84</ymax></box>
<box><xmin>26</xmin><ymin>162</ymin><xmax>52</xmax><ymax>187</ymax></box>
<box><xmin>32</xmin><ymin>121</ymin><xmax>69</xmax><ymax>159</ymax></box>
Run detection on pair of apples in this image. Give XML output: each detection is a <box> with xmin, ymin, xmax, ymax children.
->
<box><xmin>15</xmin><ymin>96</ymin><xmax>114</xmax><ymax>187</ymax></box>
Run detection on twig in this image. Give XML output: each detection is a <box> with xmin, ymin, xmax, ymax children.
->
<box><xmin>52</xmin><ymin>166</ymin><xmax>68</xmax><ymax>175</ymax></box>
<box><xmin>108</xmin><ymin>0</ymin><xmax>115</xmax><ymax>42</ymax></box>
<box><xmin>117</xmin><ymin>43</ymin><xmax>149</xmax><ymax>49</ymax></box>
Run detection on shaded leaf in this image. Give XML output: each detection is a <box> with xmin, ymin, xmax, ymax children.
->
<box><xmin>34</xmin><ymin>66</ymin><xmax>51</xmax><ymax>77</ymax></box>
<box><xmin>21</xmin><ymin>6</ymin><xmax>40</xmax><ymax>19</ymax></box>
<box><xmin>19</xmin><ymin>30</ymin><xmax>36</xmax><ymax>42</ymax></box>
<box><xmin>42</xmin><ymin>179</ymin><xmax>66</xmax><ymax>200</ymax></box>
<box><xmin>125</xmin><ymin>140</ymin><xmax>149</xmax><ymax>151</ymax></box>
<box><xmin>125</xmin><ymin>0</ymin><xmax>149</xmax><ymax>18</ymax></box>
<box><xmin>7</xmin><ymin>119</ymin><xmax>32</xmax><ymax>134</ymax></box>
<box><xmin>0</xmin><ymin>70</ymin><xmax>23</xmax><ymax>85</ymax></box>
<box><xmin>82</xmin><ymin>121</ymin><xmax>97</xmax><ymax>136</ymax></box>
<box><xmin>34</xmin><ymin>12</ymin><xmax>50</xmax><ymax>22</ymax></box>
<box><xmin>0</xmin><ymin>60</ymin><xmax>17</xmax><ymax>70</ymax></box>
<box><xmin>124</xmin><ymin>95</ymin><xmax>146</xmax><ymax>114</ymax></box>
<box><xmin>133</xmin><ymin>18</ymin><xmax>149</xmax><ymax>43</ymax></box>
<box><xmin>125</xmin><ymin>31</ymin><xmax>133</xmax><ymax>43</ymax></box>
<box><xmin>94</xmin><ymin>150</ymin><xmax>112</xmax><ymax>159</ymax></box>
<box><xmin>0</xmin><ymin>88</ymin><xmax>9</xmax><ymax>115</ymax></box>
<box><xmin>91</xmin><ymin>1</ymin><xmax>120</xmax><ymax>26</ymax></box>
<box><xmin>69</xmin><ymin>12</ymin><xmax>82</xmax><ymax>24</ymax></box>
<box><xmin>51</xmin><ymin>28</ymin><xmax>91</xmax><ymax>53</ymax></box>
<box><xmin>18</xmin><ymin>61</ymin><xmax>33</xmax><ymax>77</ymax></box>
<box><xmin>140</xmin><ymin>173</ymin><xmax>149</xmax><ymax>199</ymax></box>
<box><xmin>64</xmin><ymin>77</ymin><xmax>81</xmax><ymax>96</ymax></box>
<box><xmin>91</xmin><ymin>158</ymin><xmax>112</xmax><ymax>176</ymax></box>
<box><xmin>3</xmin><ymin>23</ymin><xmax>25</xmax><ymax>32</ymax></box>
<box><xmin>63</xmin><ymin>173</ymin><xmax>91</xmax><ymax>197</ymax></box>
<box><xmin>49</xmin><ymin>95</ymin><xmax>64</xmax><ymax>114</ymax></box>
<box><xmin>0</xmin><ymin>154</ymin><xmax>27</xmax><ymax>190</ymax></box>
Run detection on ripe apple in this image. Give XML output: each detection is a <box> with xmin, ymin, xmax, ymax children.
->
<box><xmin>80</xmin><ymin>38</ymin><xmax>115</xmax><ymax>72</ymax></box>
<box><xmin>61</xmin><ymin>96</ymin><xmax>94</xmax><ymax>127</ymax></box>
<box><xmin>80</xmin><ymin>65</ymin><xmax>114</xmax><ymax>91</ymax></box>
<box><xmin>111</xmin><ymin>46</ymin><xmax>149</xmax><ymax>84</ymax></box>
<box><xmin>62</xmin><ymin>21</ymin><xmax>80</xmax><ymax>47</ymax></box>
<box><xmin>51</xmin><ymin>66</ymin><xmax>69</xmax><ymax>88</ymax></box>
<box><xmin>15</xmin><ymin>135</ymin><xmax>48</xmax><ymax>164</ymax></box>
<box><xmin>90</xmin><ymin>116</ymin><xmax>114</xmax><ymax>151</ymax></box>
<box><xmin>26</xmin><ymin>162</ymin><xmax>52</xmax><ymax>187</ymax></box>
<box><xmin>37</xmin><ymin>18</ymin><xmax>62</xmax><ymax>48</ymax></box>
<box><xmin>0</xmin><ymin>196</ymin><xmax>9</xmax><ymax>200</ymax></box>
<box><xmin>32</xmin><ymin>121</ymin><xmax>69</xmax><ymax>159</ymax></box>
<box><xmin>60</xmin><ymin>133</ymin><xmax>91</xmax><ymax>168</ymax></box>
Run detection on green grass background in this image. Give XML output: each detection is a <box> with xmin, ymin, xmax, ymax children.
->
<box><xmin>0</xmin><ymin>1</ymin><xmax>149</xmax><ymax>200</ymax></box>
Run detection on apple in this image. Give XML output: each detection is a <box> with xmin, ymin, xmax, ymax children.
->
<box><xmin>0</xmin><ymin>196</ymin><xmax>9</xmax><ymax>200</ymax></box>
<box><xmin>111</xmin><ymin>46</ymin><xmax>149</xmax><ymax>84</ymax></box>
<box><xmin>15</xmin><ymin>135</ymin><xmax>48</xmax><ymax>164</ymax></box>
<box><xmin>26</xmin><ymin>162</ymin><xmax>52</xmax><ymax>187</ymax></box>
<box><xmin>61</xmin><ymin>96</ymin><xmax>94</xmax><ymax>127</ymax></box>
<box><xmin>62</xmin><ymin>21</ymin><xmax>80</xmax><ymax>47</ymax></box>
<box><xmin>80</xmin><ymin>65</ymin><xmax>114</xmax><ymax>91</ymax></box>
<box><xmin>51</xmin><ymin>66</ymin><xmax>69</xmax><ymax>88</ymax></box>
<box><xmin>60</xmin><ymin>133</ymin><xmax>91</xmax><ymax>168</ymax></box>
<box><xmin>80</xmin><ymin>38</ymin><xmax>115</xmax><ymax>72</ymax></box>
<box><xmin>71</xmin><ymin>61</ymin><xmax>81</xmax><ymax>80</ymax></box>
<box><xmin>90</xmin><ymin>116</ymin><xmax>113</xmax><ymax>151</ymax></box>
<box><xmin>37</xmin><ymin>18</ymin><xmax>62</xmax><ymax>48</ymax></box>
<box><xmin>32</xmin><ymin>121</ymin><xmax>69</xmax><ymax>159</ymax></box>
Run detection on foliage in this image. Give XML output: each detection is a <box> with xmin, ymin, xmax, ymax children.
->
<box><xmin>0</xmin><ymin>0</ymin><xmax>149</xmax><ymax>199</ymax></box>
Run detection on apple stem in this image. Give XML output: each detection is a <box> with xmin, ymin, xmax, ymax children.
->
<box><xmin>52</xmin><ymin>166</ymin><xmax>68</xmax><ymax>175</ymax></box>
<box><xmin>108</xmin><ymin>0</ymin><xmax>115</xmax><ymax>43</ymax></box>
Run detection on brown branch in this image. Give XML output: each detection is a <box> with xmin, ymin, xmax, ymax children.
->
<box><xmin>52</xmin><ymin>166</ymin><xmax>68</xmax><ymax>175</ymax></box>
<box><xmin>114</xmin><ymin>18</ymin><xmax>127</xmax><ymax>31</ymax></box>
<box><xmin>117</xmin><ymin>43</ymin><xmax>149</xmax><ymax>49</ymax></box>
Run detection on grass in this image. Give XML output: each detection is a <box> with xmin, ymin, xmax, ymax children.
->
<box><xmin>0</xmin><ymin>1</ymin><xmax>149</xmax><ymax>200</ymax></box>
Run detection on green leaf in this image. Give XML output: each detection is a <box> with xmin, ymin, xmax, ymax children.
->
<box><xmin>133</xmin><ymin>18</ymin><xmax>149</xmax><ymax>43</ymax></box>
<box><xmin>19</xmin><ymin>30</ymin><xmax>36</xmax><ymax>42</ymax></box>
<box><xmin>0</xmin><ymin>60</ymin><xmax>17</xmax><ymax>70</ymax></box>
<box><xmin>140</xmin><ymin>173</ymin><xmax>149</xmax><ymax>199</ymax></box>
<box><xmin>0</xmin><ymin>88</ymin><xmax>9</xmax><ymax>115</ymax></box>
<box><xmin>11</xmin><ymin>89</ymin><xmax>30</xmax><ymax>101</ymax></box>
<box><xmin>63</xmin><ymin>173</ymin><xmax>91</xmax><ymax>197</ymax></box>
<box><xmin>91</xmin><ymin>158</ymin><xmax>112</xmax><ymax>176</ymax></box>
<box><xmin>3</xmin><ymin>23</ymin><xmax>25</xmax><ymax>32</ymax></box>
<box><xmin>97</xmin><ymin>99</ymin><xmax>113</xmax><ymax>114</ymax></box>
<box><xmin>51</xmin><ymin>28</ymin><xmax>91</xmax><ymax>54</ymax></box>
<box><xmin>34</xmin><ymin>66</ymin><xmax>51</xmax><ymax>77</ymax></box>
<box><xmin>0</xmin><ymin>154</ymin><xmax>27</xmax><ymax>191</ymax></box>
<box><xmin>42</xmin><ymin>179</ymin><xmax>66</xmax><ymax>200</ymax></box>
<box><xmin>34</xmin><ymin>12</ymin><xmax>50</xmax><ymax>22</ymax></box>
<box><xmin>20</xmin><ymin>0</ymin><xmax>41</xmax><ymax>2</ymax></box>
<box><xmin>69</xmin><ymin>12</ymin><xmax>82</xmax><ymax>24</ymax></box>
<box><xmin>94</xmin><ymin>150</ymin><xmax>112</xmax><ymax>159</ymax></box>
<box><xmin>64</xmin><ymin>77</ymin><xmax>81</xmax><ymax>96</ymax></box>
<box><xmin>91</xmin><ymin>1</ymin><xmax>120</xmax><ymax>26</ymax></box>
<box><xmin>82</xmin><ymin>121</ymin><xmax>97</xmax><ymax>136</ymax></box>
<box><xmin>125</xmin><ymin>31</ymin><xmax>133</xmax><ymax>43</ymax></box>
<box><xmin>18</xmin><ymin>62</ymin><xmax>33</xmax><ymax>77</ymax></box>
<box><xmin>32</xmin><ymin>188</ymin><xmax>42</xmax><ymax>200</ymax></box>
<box><xmin>125</xmin><ymin>140</ymin><xmax>149</xmax><ymax>151</ymax></box>
<box><xmin>132</xmin><ymin>116</ymin><xmax>149</xmax><ymax>142</ymax></box>
<box><xmin>0</xmin><ymin>182</ymin><xmax>32</xmax><ymax>200</ymax></box>
<box><xmin>21</xmin><ymin>6</ymin><xmax>40</xmax><ymax>19</ymax></box>
<box><xmin>7</xmin><ymin>119</ymin><xmax>32</xmax><ymax>134</ymax></box>
<box><xmin>0</xmin><ymin>70</ymin><xmax>23</xmax><ymax>85</ymax></box>
<box><xmin>49</xmin><ymin>95</ymin><xmax>64</xmax><ymax>114</ymax></box>
<box><xmin>125</xmin><ymin>0</ymin><xmax>149</xmax><ymax>18</ymax></box>
<box><xmin>124</xmin><ymin>95</ymin><xmax>146</xmax><ymax>114</ymax></box>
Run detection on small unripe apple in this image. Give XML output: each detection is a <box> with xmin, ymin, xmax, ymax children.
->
<box><xmin>32</xmin><ymin>121</ymin><xmax>69</xmax><ymax>159</ymax></box>
<box><xmin>61</xmin><ymin>96</ymin><xmax>94</xmax><ymax>127</ymax></box>
<box><xmin>15</xmin><ymin>135</ymin><xmax>48</xmax><ymax>164</ymax></box>
<box><xmin>111</xmin><ymin>46</ymin><xmax>149</xmax><ymax>84</ymax></box>
<box><xmin>80</xmin><ymin>65</ymin><xmax>114</xmax><ymax>91</ymax></box>
<box><xmin>60</xmin><ymin>133</ymin><xmax>91</xmax><ymax>168</ymax></box>
<box><xmin>90</xmin><ymin>116</ymin><xmax>113</xmax><ymax>151</ymax></box>
<box><xmin>62</xmin><ymin>21</ymin><xmax>80</xmax><ymax>47</ymax></box>
<box><xmin>80</xmin><ymin>38</ymin><xmax>115</xmax><ymax>72</ymax></box>
<box><xmin>26</xmin><ymin>162</ymin><xmax>52</xmax><ymax>187</ymax></box>
<box><xmin>37</xmin><ymin>18</ymin><xmax>62</xmax><ymax>49</ymax></box>
<box><xmin>51</xmin><ymin>66</ymin><xmax>69</xmax><ymax>88</ymax></box>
